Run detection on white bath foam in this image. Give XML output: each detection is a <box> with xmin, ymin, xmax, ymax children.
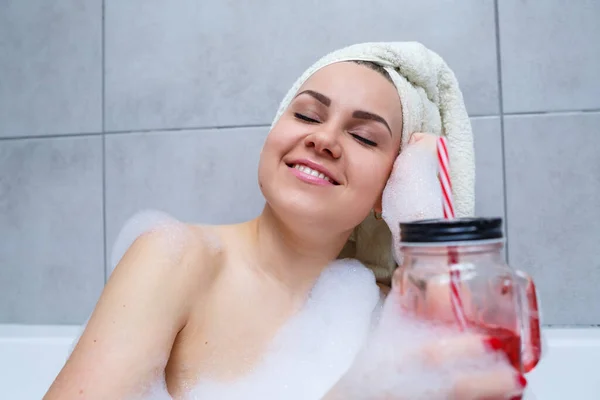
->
<box><xmin>138</xmin><ymin>259</ymin><xmax>382</xmax><ymax>400</ymax></box>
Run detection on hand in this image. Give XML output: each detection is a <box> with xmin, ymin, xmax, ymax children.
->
<box><xmin>322</xmin><ymin>290</ymin><xmax>527</xmax><ymax>400</ymax></box>
<box><xmin>406</xmin><ymin>132</ymin><xmax>439</xmax><ymax>155</ymax></box>
<box><xmin>381</xmin><ymin>131</ymin><xmax>444</xmax><ymax>259</ymax></box>
<box><xmin>404</xmin><ymin>131</ymin><xmax>445</xmax><ymax>196</ymax></box>
<box><xmin>325</xmin><ymin>334</ymin><xmax>526</xmax><ymax>400</ymax></box>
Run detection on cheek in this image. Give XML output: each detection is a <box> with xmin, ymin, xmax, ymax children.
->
<box><xmin>351</xmin><ymin>157</ymin><xmax>392</xmax><ymax>194</ymax></box>
<box><xmin>257</xmin><ymin>129</ymin><xmax>292</xmax><ymax>182</ymax></box>
<box><xmin>263</xmin><ymin>123</ymin><xmax>298</xmax><ymax>155</ymax></box>
<box><xmin>260</xmin><ymin>131</ymin><xmax>286</xmax><ymax>165</ymax></box>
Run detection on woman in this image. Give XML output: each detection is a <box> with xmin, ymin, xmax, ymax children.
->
<box><xmin>45</xmin><ymin>43</ymin><xmax>526</xmax><ymax>399</ymax></box>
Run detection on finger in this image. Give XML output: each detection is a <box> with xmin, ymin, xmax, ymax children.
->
<box><xmin>408</xmin><ymin>133</ymin><xmax>421</xmax><ymax>144</ymax></box>
<box><xmin>413</xmin><ymin>274</ymin><xmax>476</xmax><ymax>323</ymax></box>
<box><xmin>419</xmin><ymin>333</ymin><xmax>502</xmax><ymax>366</ymax></box>
<box><xmin>451</xmin><ymin>367</ymin><xmax>527</xmax><ymax>400</ymax></box>
<box><xmin>409</xmin><ymin>131</ymin><xmax>438</xmax><ymax>141</ymax></box>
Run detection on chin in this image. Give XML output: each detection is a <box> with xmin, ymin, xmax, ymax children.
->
<box><xmin>267</xmin><ymin>196</ymin><xmax>364</xmax><ymax>239</ymax></box>
<box><xmin>258</xmin><ymin>163</ymin><xmax>370</xmax><ymax>234</ymax></box>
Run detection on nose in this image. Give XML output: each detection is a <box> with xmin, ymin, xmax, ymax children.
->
<box><xmin>303</xmin><ymin>127</ymin><xmax>342</xmax><ymax>159</ymax></box>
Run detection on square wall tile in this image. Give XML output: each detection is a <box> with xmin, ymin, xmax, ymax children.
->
<box><xmin>499</xmin><ymin>0</ymin><xmax>600</xmax><ymax>113</ymax></box>
<box><xmin>105</xmin><ymin>0</ymin><xmax>498</xmax><ymax>132</ymax></box>
<box><xmin>104</xmin><ymin>126</ymin><xmax>268</xmax><ymax>273</ymax></box>
<box><xmin>0</xmin><ymin>136</ymin><xmax>104</xmax><ymax>324</ymax></box>
<box><xmin>504</xmin><ymin>112</ymin><xmax>600</xmax><ymax>325</ymax></box>
<box><xmin>0</xmin><ymin>1</ymin><xmax>102</xmax><ymax>137</ymax></box>
<box><xmin>472</xmin><ymin>117</ymin><xmax>505</xmax><ymax>219</ymax></box>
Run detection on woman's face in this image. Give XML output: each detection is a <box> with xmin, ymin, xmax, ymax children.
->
<box><xmin>258</xmin><ymin>61</ymin><xmax>403</xmax><ymax>234</ymax></box>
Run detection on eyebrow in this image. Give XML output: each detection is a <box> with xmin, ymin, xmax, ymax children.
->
<box><xmin>295</xmin><ymin>89</ymin><xmax>392</xmax><ymax>137</ymax></box>
<box><xmin>295</xmin><ymin>90</ymin><xmax>331</xmax><ymax>107</ymax></box>
<box><xmin>352</xmin><ymin>110</ymin><xmax>392</xmax><ymax>137</ymax></box>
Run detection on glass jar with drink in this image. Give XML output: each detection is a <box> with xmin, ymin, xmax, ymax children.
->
<box><xmin>391</xmin><ymin>217</ymin><xmax>542</xmax><ymax>376</ymax></box>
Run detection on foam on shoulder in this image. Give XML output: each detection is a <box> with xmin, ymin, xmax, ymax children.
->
<box><xmin>110</xmin><ymin>210</ymin><xmax>190</xmax><ymax>276</ymax></box>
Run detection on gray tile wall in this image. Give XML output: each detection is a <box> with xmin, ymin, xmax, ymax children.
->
<box><xmin>1</xmin><ymin>0</ymin><xmax>598</xmax><ymax>325</ymax></box>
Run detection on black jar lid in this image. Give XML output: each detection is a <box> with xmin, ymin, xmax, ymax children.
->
<box><xmin>399</xmin><ymin>217</ymin><xmax>504</xmax><ymax>243</ymax></box>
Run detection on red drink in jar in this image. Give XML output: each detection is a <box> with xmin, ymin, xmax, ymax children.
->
<box><xmin>473</xmin><ymin>323</ymin><xmax>521</xmax><ymax>370</ymax></box>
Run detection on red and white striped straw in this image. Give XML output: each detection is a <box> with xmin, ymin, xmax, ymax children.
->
<box><xmin>437</xmin><ymin>136</ymin><xmax>455</xmax><ymax>219</ymax></box>
<box><xmin>437</xmin><ymin>136</ymin><xmax>467</xmax><ymax>330</ymax></box>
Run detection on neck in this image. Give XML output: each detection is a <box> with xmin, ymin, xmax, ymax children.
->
<box><xmin>242</xmin><ymin>204</ymin><xmax>351</xmax><ymax>296</ymax></box>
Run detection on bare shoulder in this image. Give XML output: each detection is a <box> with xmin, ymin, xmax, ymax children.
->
<box><xmin>107</xmin><ymin>220</ymin><xmax>223</xmax><ymax>304</ymax></box>
<box><xmin>44</xmin><ymin>220</ymin><xmax>223</xmax><ymax>399</ymax></box>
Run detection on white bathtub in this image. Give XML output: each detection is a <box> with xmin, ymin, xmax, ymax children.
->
<box><xmin>0</xmin><ymin>325</ymin><xmax>598</xmax><ymax>399</ymax></box>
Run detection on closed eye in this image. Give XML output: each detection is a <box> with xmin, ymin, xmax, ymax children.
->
<box><xmin>295</xmin><ymin>112</ymin><xmax>377</xmax><ymax>146</ymax></box>
<box><xmin>351</xmin><ymin>134</ymin><xmax>377</xmax><ymax>147</ymax></box>
<box><xmin>294</xmin><ymin>113</ymin><xmax>320</xmax><ymax>123</ymax></box>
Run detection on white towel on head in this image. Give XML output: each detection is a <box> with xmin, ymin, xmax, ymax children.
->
<box><xmin>272</xmin><ymin>42</ymin><xmax>475</xmax><ymax>283</ymax></box>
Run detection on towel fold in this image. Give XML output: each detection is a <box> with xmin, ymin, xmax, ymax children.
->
<box><xmin>272</xmin><ymin>42</ymin><xmax>475</xmax><ymax>283</ymax></box>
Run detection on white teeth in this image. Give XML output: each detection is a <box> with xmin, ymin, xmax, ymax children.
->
<box><xmin>292</xmin><ymin>164</ymin><xmax>332</xmax><ymax>183</ymax></box>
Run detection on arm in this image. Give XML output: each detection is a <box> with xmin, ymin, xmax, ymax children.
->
<box><xmin>44</xmin><ymin>228</ymin><xmax>209</xmax><ymax>399</ymax></box>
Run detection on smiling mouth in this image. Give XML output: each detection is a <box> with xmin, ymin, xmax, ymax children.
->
<box><xmin>286</xmin><ymin>163</ymin><xmax>340</xmax><ymax>185</ymax></box>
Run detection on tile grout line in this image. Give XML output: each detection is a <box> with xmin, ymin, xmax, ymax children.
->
<box><xmin>0</xmin><ymin>123</ymin><xmax>273</xmax><ymax>141</ymax></box>
<box><xmin>493</xmin><ymin>0</ymin><xmax>510</xmax><ymax>262</ymax></box>
<box><xmin>2</xmin><ymin>109</ymin><xmax>600</xmax><ymax>142</ymax></box>
<box><xmin>101</xmin><ymin>0</ymin><xmax>108</xmax><ymax>285</ymax></box>
<box><xmin>505</xmin><ymin>108</ymin><xmax>600</xmax><ymax>116</ymax></box>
